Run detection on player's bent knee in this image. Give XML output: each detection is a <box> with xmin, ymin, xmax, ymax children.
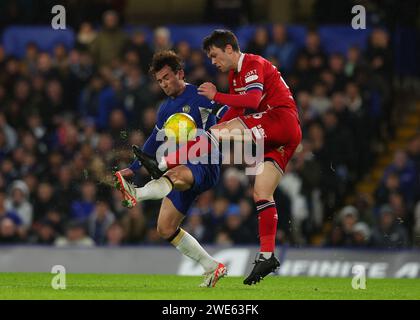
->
<box><xmin>156</xmin><ymin>223</ymin><xmax>178</xmax><ymax>240</ymax></box>
<box><xmin>253</xmin><ymin>190</ymin><xmax>274</xmax><ymax>203</ymax></box>
<box><xmin>164</xmin><ymin>167</ymin><xmax>193</xmax><ymax>191</ymax></box>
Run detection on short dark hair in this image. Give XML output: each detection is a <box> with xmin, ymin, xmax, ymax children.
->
<box><xmin>149</xmin><ymin>50</ymin><xmax>183</xmax><ymax>74</ymax></box>
<box><xmin>202</xmin><ymin>29</ymin><xmax>240</xmax><ymax>53</ymax></box>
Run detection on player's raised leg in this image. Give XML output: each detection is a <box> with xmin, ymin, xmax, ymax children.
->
<box><xmin>158</xmin><ymin>118</ymin><xmax>251</xmax><ymax>171</ymax></box>
<box><xmin>115</xmin><ymin>165</ymin><xmax>193</xmax><ymax>206</ymax></box>
<box><xmin>158</xmin><ymin>198</ymin><xmax>227</xmax><ymax>287</ymax></box>
<box><xmin>243</xmin><ymin>161</ymin><xmax>281</xmax><ymax>285</ymax></box>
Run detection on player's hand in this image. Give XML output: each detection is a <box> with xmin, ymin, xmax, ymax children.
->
<box><xmin>198</xmin><ymin>82</ymin><xmax>217</xmax><ymax>100</ymax></box>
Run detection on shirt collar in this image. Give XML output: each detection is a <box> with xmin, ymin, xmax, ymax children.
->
<box><xmin>237</xmin><ymin>53</ymin><xmax>245</xmax><ymax>73</ymax></box>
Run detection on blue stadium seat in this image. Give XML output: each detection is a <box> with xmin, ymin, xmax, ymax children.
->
<box><xmin>318</xmin><ymin>26</ymin><xmax>372</xmax><ymax>55</ymax></box>
<box><xmin>2</xmin><ymin>26</ymin><xmax>75</xmax><ymax>58</ymax></box>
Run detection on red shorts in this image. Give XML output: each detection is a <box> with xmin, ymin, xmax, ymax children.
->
<box><xmin>237</xmin><ymin>107</ymin><xmax>302</xmax><ymax>173</ymax></box>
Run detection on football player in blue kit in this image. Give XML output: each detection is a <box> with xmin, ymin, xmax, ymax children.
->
<box><xmin>114</xmin><ymin>50</ymin><xmax>227</xmax><ymax>287</ymax></box>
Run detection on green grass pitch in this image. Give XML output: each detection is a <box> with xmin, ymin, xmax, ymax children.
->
<box><xmin>0</xmin><ymin>273</ymin><xmax>419</xmax><ymax>300</ymax></box>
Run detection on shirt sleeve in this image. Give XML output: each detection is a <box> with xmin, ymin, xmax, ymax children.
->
<box><xmin>213</xmin><ymin>60</ymin><xmax>264</xmax><ymax>109</ymax></box>
<box><xmin>213</xmin><ymin>90</ymin><xmax>262</xmax><ymax>110</ymax></box>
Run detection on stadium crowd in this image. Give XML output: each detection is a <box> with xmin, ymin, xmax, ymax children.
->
<box><xmin>0</xmin><ymin>10</ymin><xmax>419</xmax><ymax>249</ymax></box>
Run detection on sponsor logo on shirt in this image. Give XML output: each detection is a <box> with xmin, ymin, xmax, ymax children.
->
<box><xmin>245</xmin><ymin>74</ymin><xmax>259</xmax><ymax>83</ymax></box>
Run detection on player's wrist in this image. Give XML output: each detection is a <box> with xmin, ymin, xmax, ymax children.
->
<box><xmin>213</xmin><ymin>92</ymin><xmax>222</xmax><ymax>102</ymax></box>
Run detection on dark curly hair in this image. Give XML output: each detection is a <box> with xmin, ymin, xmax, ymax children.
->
<box><xmin>149</xmin><ymin>50</ymin><xmax>184</xmax><ymax>75</ymax></box>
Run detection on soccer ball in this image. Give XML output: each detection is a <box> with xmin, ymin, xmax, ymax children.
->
<box><xmin>163</xmin><ymin>113</ymin><xmax>197</xmax><ymax>143</ymax></box>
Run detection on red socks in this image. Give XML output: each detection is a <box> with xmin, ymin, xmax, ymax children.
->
<box><xmin>256</xmin><ymin>200</ymin><xmax>278</xmax><ymax>252</ymax></box>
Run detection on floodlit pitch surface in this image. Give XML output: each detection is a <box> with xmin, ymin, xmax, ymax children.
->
<box><xmin>0</xmin><ymin>273</ymin><xmax>419</xmax><ymax>300</ymax></box>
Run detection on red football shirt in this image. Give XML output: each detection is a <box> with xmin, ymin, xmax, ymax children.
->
<box><xmin>218</xmin><ymin>53</ymin><xmax>297</xmax><ymax>113</ymax></box>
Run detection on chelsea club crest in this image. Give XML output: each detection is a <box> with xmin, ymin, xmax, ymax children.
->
<box><xmin>182</xmin><ymin>105</ymin><xmax>191</xmax><ymax>113</ymax></box>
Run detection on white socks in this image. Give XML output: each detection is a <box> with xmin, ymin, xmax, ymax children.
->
<box><xmin>135</xmin><ymin>176</ymin><xmax>173</xmax><ymax>201</ymax></box>
<box><xmin>170</xmin><ymin>228</ymin><xmax>218</xmax><ymax>273</ymax></box>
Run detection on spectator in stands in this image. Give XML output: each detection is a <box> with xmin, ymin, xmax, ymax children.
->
<box><xmin>42</xmin><ymin>208</ymin><xmax>65</xmax><ymax>236</ymax></box>
<box><xmin>388</xmin><ymin>192</ymin><xmax>411</xmax><ymax>235</ymax></box>
<box><xmin>0</xmin><ymin>189</ymin><xmax>22</xmax><ymax>227</ymax></box>
<box><xmin>185</xmin><ymin>50</ymin><xmax>212</xmax><ymax>85</ymax></box>
<box><xmin>218</xmin><ymin>168</ymin><xmax>247</xmax><ymax>203</ymax></box>
<box><xmin>325</xmin><ymin>206</ymin><xmax>359</xmax><ymax>247</ymax></box>
<box><xmin>371</xmin><ymin>205</ymin><xmax>409</xmax><ymax>248</ymax></box>
<box><xmin>344</xmin><ymin>46</ymin><xmax>366</xmax><ymax>78</ymax></box>
<box><xmin>238</xmin><ymin>198</ymin><xmax>258</xmax><ymax>237</ymax></box>
<box><xmin>292</xmin><ymin>140</ymin><xmax>324</xmax><ymax>239</ymax></box>
<box><xmin>214</xmin><ymin>229</ymin><xmax>233</xmax><ymax>246</ymax></box>
<box><xmin>310</xmin><ymin>81</ymin><xmax>331</xmax><ymax>116</ymax></box>
<box><xmin>120</xmin><ymin>204</ymin><xmax>147</xmax><ymax>244</ymax></box>
<box><xmin>246</xmin><ymin>26</ymin><xmax>269</xmax><ymax>57</ymax></box>
<box><xmin>0</xmin><ymin>217</ymin><xmax>21</xmax><ymax>244</ymax></box>
<box><xmin>52</xmin><ymin>43</ymin><xmax>69</xmax><ymax>72</ymax></box>
<box><xmin>23</xmin><ymin>42</ymin><xmax>39</xmax><ymax>75</ymax></box>
<box><xmin>328</xmin><ymin>53</ymin><xmax>347</xmax><ymax>91</ymax></box>
<box><xmin>37</xmin><ymin>53</ymin><xmax>56</xmax><ymax>79</ymax></box>
<box><xmin>183</xmin><ymin>210</ymin><xmax>210</xmax><ymax>243</ymax></box>
<box><xmin>288</xmin><ymin>53</ymin><xmax>309</xmax><ymax>91</ymax></box>
<box><xmin>406</xmin><ymin>133</ymin><xmax>420</xmax><ymax>172</ymax></box>
<box><xmin>153</xmin><ymin>27</ymin><xmax>172</xmax><ymax>52</ymax></box>
<box><xmin>90</xmin><ymin>10</ymin><xmax>128</xmax><ymax>67</ymax></box>
<box><xmin>366</xmin><ymin>28</ymin><xmax>393</xmax><ymax>78</ymax></box>
<box><xmin>55</xmin><ymin>220</ymin><xmax>95</xmax><ymax>247</ymax></box>
<box><xmin>105</xmin><ymin>221</ymin><xmax>125</xmax><ymax>246</ymax></box>
<box><xmin>381</xmin><ymin>150</ymin><xmax>419</xmax><ymax>207</ymax></box>
<box><xmin>0</xmin><ymin>112</ymin><xmax>18</xmax><ymax>157</ymax></box>
<box><xmin>45</xmin><ymin>79</ymin><xmax>69</xmax><ymax>123</ymax></box>
<box><xmin>279</xmin><ymin>159</ymin><xmax>309</xmax><ymax>244</ymax></box>
<box><xmin>125</xmin><ymin>30</ymin><xmax>153</xmax><ymax>75</ymax></box>
<box><xmin>121</xmin><ymin>67</ymin><xmax>153</xmax><ymax>129</ymax></box>
<box><xmin>351</xmin><ymin>222</ymin><xmax>371</xmax><ymax>247</ymax></box>
<box><xmin>33</xmin><ymin>182</ymin><xmax>57</xmax><ymax>223</ymax></box>
<box><xmin>265</xmin><ymin>23</ymin><xmax>297</xmax><ymax>74</ymax></box>
<box><xmin>87</xmin><ymin>199</ymin><xmax>115</xmax><ymax>245</ymax></box>
<box><xmin>324</xmin><ymin>109</ymin><xmax>355</xmax><ymax>171</ymax></box>
<box><xmin>71</xmin><ymin>180</ymin><xmax>96</xmax><ymax>220</ymax></box>
<box><xmin>5</xmin><ymin>180</ymin><xmax>33</xmax><ymax>232</ymax></box>
<box><xmin>29</xmin><ymin>219</ymin><xmax>57</xmax><ymax>245</ymax></box>
<box><xmin>223</xmin><ymin>204</ymin><xmax>253</xmax><ymax>244</ymax></box>
<box><xmin>298</xmin><ymin>30</ymin><xmax>327</xmax><ymax>72</ymax></box>
<box><xmin>75</xmin><ymin>22</ymin><xmax>97</xmax><ymax>51</ymax></box>
<box><xmin>375</xmin><ymin>172</ymin><xmax>401</xmax><ymax>207</ymax></box>
<box><xmin>205</xmin><ymin>197</ymin><xmax>229</xmax><ymax>236</ymax></box>
<box><xmin>68</xmin><ymin>50</ymin><xmax>95</xmax><ymax>104</ymax></box>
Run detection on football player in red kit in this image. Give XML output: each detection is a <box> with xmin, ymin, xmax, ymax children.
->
<box><xmin>134</xmin><ymin>30</ymin><xmax>302</xmax><ymax>285</ymax></box>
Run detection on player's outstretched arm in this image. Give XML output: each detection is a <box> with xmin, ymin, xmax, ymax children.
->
<box><xmin>198</xmin><ymin>82</ymin><xmax>262</xmax><ymax>109</ymax></box>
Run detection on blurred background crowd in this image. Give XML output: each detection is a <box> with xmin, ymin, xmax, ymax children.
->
<box><xmin>0</xmin><ymin>0</ymin><xmax>419</xmax><ymax>249</ymax></box>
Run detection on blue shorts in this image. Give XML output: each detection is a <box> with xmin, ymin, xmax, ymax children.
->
<box><xmin>167</xmin><ymin>162</ymin><xmax>220</xmax><ymax>215</ymax></box>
